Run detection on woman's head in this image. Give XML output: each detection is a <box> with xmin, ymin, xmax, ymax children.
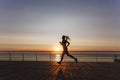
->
<box><xmin>62</xmin><ymin>35</ymin><xmax>66</xmax><ymax>40</ymax></box>
<box><xmin>62</xmin><ymin>35</ymin><xmax>70</xmax><ymax>40</ymax></box>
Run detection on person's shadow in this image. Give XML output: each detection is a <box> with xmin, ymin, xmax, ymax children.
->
<box><xmin>55</xmin><ymin>67</ymin><xmax>65</xmax><ymax>80</ymax></box>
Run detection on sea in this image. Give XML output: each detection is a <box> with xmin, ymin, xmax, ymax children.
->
<box><xmin>0</xmin><ymin>51</ymin><xmax>120</xmax><ymax>62</ymax></box>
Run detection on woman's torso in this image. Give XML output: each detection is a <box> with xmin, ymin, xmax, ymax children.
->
<box><xmin>62</xmin><ymin>40</ymin><xmax>67</xmax><ymax>48</ymax></box>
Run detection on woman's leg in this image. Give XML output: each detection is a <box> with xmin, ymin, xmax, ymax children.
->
<box><xmin>60</xmin><ymin>53</ymin><xmax>65</xmax><ymax>62</ymax></box>
<box><xmin>66</xmin><ymin>51</ymin><xmax>78</xmax><ymax>62</ymax></box>
<box><xmin>58</xmin><ymin>52</ymin><xmax>65</xmax><ymax>64</ymax></box>
<box><xmin>66</xmin><ymin>51</ymin><xmax>75</xmax><ymax>59</ymax></box>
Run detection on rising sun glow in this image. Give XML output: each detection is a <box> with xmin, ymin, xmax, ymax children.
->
<box><xmin>55</xmin><ymin>54</ymin><xmax>61</xmax><ymax>62</ymax></box>
<box><xmin>54</xmin><ymin>45</ymin><xmax>62</xmax><ymax>51</ymax></box>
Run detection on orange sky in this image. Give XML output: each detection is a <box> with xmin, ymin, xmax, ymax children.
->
<box><xmin>0</xmin><ymin>43</ymin><xmax>119</xmax><ymax>51</ymax></box>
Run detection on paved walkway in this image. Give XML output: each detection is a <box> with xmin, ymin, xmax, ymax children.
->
<box><xmin>0</xmin><ymin>61</ymin><xmax>120</xmax><ymax>80</ymax></box>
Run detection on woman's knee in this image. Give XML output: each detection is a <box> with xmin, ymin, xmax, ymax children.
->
<box><xmin>66</xmin><ymin>53</ymin><xmax>71</xmax><ymax>56</ymax></box>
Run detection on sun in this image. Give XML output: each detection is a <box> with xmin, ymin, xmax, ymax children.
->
<box><xmin>54</xmin><ymin>45</ymin><xmax>62</xmax><ymax>51</ymax></box>
<box><xmin>56</xmin><ymin>47</ymin><xmax>60</xmax><ymax>51</ymax></box>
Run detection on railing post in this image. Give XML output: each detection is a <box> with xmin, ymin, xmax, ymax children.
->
<box><xmin>36</xmin><ymin>52</ymin><xmax>37</xmax><ymax>61</ymax></box>
<box><xmin>9</xmin><ymin>51</ymin><xmax>11</xmax><ymax>61</ymax></box>
<box><xmin>50</xmin><ymin>53</ymin><xmax>51</xmax><ymax>62</ymax></box>
<box><xmin>96</xmin><ymin>51</ymin><xmax>97</xmax><ymax>62</ymax></box>
<box><xmin>22</xmin><ymin>52</ymin><xmax>24</xmax><ymax>61</ymax></box>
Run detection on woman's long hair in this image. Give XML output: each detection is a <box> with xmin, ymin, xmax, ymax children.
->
<box><xmin>62</xmin><ymin>35</ymin><xmax>70</xmax><ymax>41</ymax></box>
<box><xmin>65</xmin><ymin>36</ymin><xmax>70</xmax><ymax>41</ymax></box>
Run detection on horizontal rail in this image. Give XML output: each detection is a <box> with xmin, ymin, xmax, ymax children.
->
<box><xmin>0</xmin><ymin>51</ymin><xmax>120</xmax><ymax>62</ymax></box>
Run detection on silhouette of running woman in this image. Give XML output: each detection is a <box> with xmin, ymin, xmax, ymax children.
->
<box><xmin>57</xmin><ymin>35</ymin><xmax>78</xmax><ymax>64</ymax></box>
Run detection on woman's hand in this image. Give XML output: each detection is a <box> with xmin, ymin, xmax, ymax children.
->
<box><xmin>59</xmin><ymin>42</ymin><xmax>63</xmax><ymax>45</ymax></box>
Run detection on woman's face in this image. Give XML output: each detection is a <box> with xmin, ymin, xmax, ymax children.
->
<box><xmin>62</xmin><ymin>36</ymin><xmax>65</xmax><ymax>40</ymax></box>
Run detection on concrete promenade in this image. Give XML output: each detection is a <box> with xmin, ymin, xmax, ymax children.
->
<box><xmin>0</xmin><ymin>61</ymin><xmax>120</xmax><ymax>80</ymax></box>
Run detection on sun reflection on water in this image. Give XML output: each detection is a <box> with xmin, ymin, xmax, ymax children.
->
<box><xmin>55</xmin><ymin>54</ymin><xmax>61</xmax><ymax>62</ymax></box>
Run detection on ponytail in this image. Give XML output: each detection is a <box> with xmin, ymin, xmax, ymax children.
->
<box><xmin>62</xmin><ymin>35</ymin><xmax>71</xmax><ymax>41</ymax></box>
<box><xmin>65</xmin><ymin>36</ymin><xmax>70</xmax><ymax>41</ymax></box>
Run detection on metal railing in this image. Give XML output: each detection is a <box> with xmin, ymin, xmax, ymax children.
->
<box><xmin>0</xmin><ymin>51</ymin><xmax>120</xmax><ymax>62</ymax></box>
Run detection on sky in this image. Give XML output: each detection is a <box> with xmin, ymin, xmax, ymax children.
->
<box><xmin>0</xmin><ymin>0</ymin><xmax>120</xmax><ymax>51</ymax></box>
